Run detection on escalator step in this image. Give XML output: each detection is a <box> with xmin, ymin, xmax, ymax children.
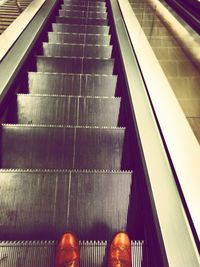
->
<box><xmin>48</xmin><ymin>32</ymin><xmax>111</xmax><ymax>45</ymax></box>
<box><xmin>0</xmin><ymin>170</ymin><xmax>132</xmax><ymax>240</ymax></box>
<box><xmin>1</xmin><ymin>125</ymin><xmax>127</xmax><ymax>169</ymax></box>
<box><xmin>58</xmin><ymin>10</ymin><xmax>107</xmax><ymax>19</ymax></box>
<box><xmin>52</xmin><ymin>23</ymin><xmax>109</xmax><ymax>34</ymax></box>
<box><xmin>36</xmin><ymin>56</ymin><xmax>114</xmax><ymax>75</ymax></box>
<box><xmin>61</xmin><ymin>4</ymin><xmax>107</xmax><ymax>12</ymax></box>
<box><xmin>55</xmin><ymin>16</ymin><xmax>108</xmax><ymax>26</ymax></box>
<box><xmin>0</xmin><ymin>240</ymin><xmax>143</xmax><ymax>267</ymax></box>
<box><xmin>63</xmin><ymin>0</ymin><xmax>106</xmax><ymax>7</ymax></box>
<box><xmin>16</xmin><ymin>94</ymin><xmax>121</xmax><ymax>126</ymax></box>
<box><xmin>43</xmin><ymin>43</ymin><xmax>112</xmax><ymax>58</ymax></box>
<box><xmin>28</xmin><ymin>72</ymin><xmax>117</xmax><ymax>96</ymax></box>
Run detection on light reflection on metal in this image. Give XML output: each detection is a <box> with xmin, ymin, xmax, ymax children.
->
<box><xmin>118</xmin><ymin>0</ymin><xmax>200</xmax><ymax>262</ymax></box>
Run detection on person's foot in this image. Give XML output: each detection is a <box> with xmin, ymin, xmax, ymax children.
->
<box><xmin>55</xmin><ymin>232</ymin><xmax>80</xmax><ymax>267</ymax></box>
<box><xmin>108</xmin><ymin>232</ymin><xmax>131</xmax><ymax>267</ymax></box>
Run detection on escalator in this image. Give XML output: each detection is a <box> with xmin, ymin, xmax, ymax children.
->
<box><xmin>0</xmin><ymin>0</ymin><xmax>33</xmax><ymax>34</ymax></box>
<box><xmin>0</xmin><ymin>0</ymin><xmax>199</xmax><ymax>266</ymax></box>
<box><xmin>0</xmin><ymin>0</ymin><xmax>144</xmax><ymax>266</ymax></box>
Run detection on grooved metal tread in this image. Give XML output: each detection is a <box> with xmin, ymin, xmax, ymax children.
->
<box><xmin>28</xmin><ymin>72</ymin><xmax>118</xmax><ymax>96</ymax></box>
<box><xmin>63</xmin><ymin>0</ymin><xmax>106</xmax><ymax>7</ymax></box>
<box><xmin>52</xmin><ymin>23</ymin><xmax>110</xmax><ymax>34</ymax></box>
<box><xmin>42</xmin><ymin>42</ymin><xmax>112</xmax><ymax>58</ymax></box>
<box><xmin>0</xmin><ymin>241</ymin><xmax>143</xmax><ymax>267</ymax></box>
<box><xmin>48</xmin><ymin>32</ymin><xmax>111</xmax><ymax>45</ymax></box>
<box><xmin>15</xmin><ymin>94</ymin><xmax>121</xmax><ymax>126</ymax></box>
<box><xmin>56</xmin><ymin>16</ymin><xmax>108</xmax><ymax>26</ymax></box>
<box><xmin>58</xmin><ymin>10</ymin><xmax>107</xmax><ymax>19</ymax></box>
<box><xmin>0</xmin><ymin>171</ymin><xmax>132</xmax><ymax>240</ymax></box>
<box><xmin>1</xmin><ymin>124</ymin><xmax>131</xmax><ymax>170</ymax></box>
<box><xmin>0</xmin><ymin>0</ymin><xmax>135</xmax><ymax>250</ymax></box>
<box><xmin>36</xmin><ymin>56</ymin><xmax>114</xmax><ymax>75</ymax></box>
<box><xmin>61</xmin><ymin>4</ymin><xmax>107</xmax><ymax>12</ymax></box>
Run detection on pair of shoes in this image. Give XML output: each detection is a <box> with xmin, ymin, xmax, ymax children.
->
<box><xmin>55</xmin><ymin>232</ymin><xmax>131</xmax><ymax>267</ymax></box>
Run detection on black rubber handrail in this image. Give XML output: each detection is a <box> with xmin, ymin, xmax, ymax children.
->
<box><xmin>164</xmin><ymin>0</ymin><xmax>200</xmax><ymax>33</ymax></box>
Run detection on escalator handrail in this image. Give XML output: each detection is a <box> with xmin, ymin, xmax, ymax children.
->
<box><xmin>109</xmin><ymin>0</ymin><xmax>200</xmax><ymax>265</ymax></box>
<box><xmin>0</xmin><ymin>0</ymin><xmax>58</xmax><ymax>108</ymax></box>
<box><xmin>0</xmin><ymin>0</ymin><xmax>46</xmax><ymax>62</ymax></box>
<box><xmin>163</xmin><ymin>0</ymin><xmax>200</xmax><ymax>34</ymax></box>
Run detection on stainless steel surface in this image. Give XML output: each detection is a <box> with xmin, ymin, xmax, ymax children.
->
<box><xmin>61</xmin><ymin>4</ymin><xmax>107</xmax><ymax>12</ymax></box>
<box><xmin>0</xmin><ymin>170</ymin><xmax>131</xmax><ymax>240</ymax></box>
<box><xmin>0</xmin><ymin>240</ymin><xmax>143</xmax><ymax>267</ymax></box>
<box><xmin>16</xmin><ymin>94</ymin><xmax>121</xmax><ymax>126</ymax></box>
<box><xmin>36</xmin><ymin>56</ymin><xmax>114</xmax><ymax>74</ymax></box>
<box><xmin>0</xmin><ymin>0</ymin><xmax>145</xmax><ymax>265</ymax></box>
<box><xmin>28</xmin><ymin>73</ymin><xmax>117</xmax><ymax>96</ymax></box>
<box><xmin>111</xmin><ymin>0</ymin><xmax>200</xmax><ymax>265</ymax></box>
<box><xmin>48</xmin><ymin>32</ymin><xmax>111</xmax><ymax>45</ymax></box>
<box><xmin>56</xmin><ymin>16</ymin><xmax>108</xmax><ymax>26</ymax></box>
<box><xmin>43</xmin><ymin>43</ymin><xmax>112</xmax><ymax>58</ymax></box>
<box><xmin>58</xmin><ymin>10</ymin><xmax>107</xmax><ymax>19</ymax></box>
<box><xmin>63</xmin><ymin>0</ymin><xmax>106</xmax><ymax>7</ymax></box>
<box><xmin>1</xmin><ymin>125</ymin><xmax>126</xmax><ymax>169</ymax></box>
<box><xmin>52</xmin><ymin>23</ymin><xmax>109</xmax><ymax>34</ymax></box>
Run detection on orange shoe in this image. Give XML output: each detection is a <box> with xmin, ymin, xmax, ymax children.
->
<box><xmin>108</xmin><ymin>232</ymin><xmax>131</xmax><ymax>267</ymax></box>
<box><xmin>55</xmin><ymin>232</ymin><xmax>80</xmax><ymax>267</ymax></box>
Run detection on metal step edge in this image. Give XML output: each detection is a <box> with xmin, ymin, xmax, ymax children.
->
<box><xmin>62</xmin><ymin>2</ymin><xmax>106</xmax><ymax>7</ymax></box>
<box><xmin>52</xmin><ymin>23</ymin><xmax>109</xmax><ymax>28</ymax></box>
<box><xmin>62</xmin><ymin>3</ymin><xmax>106</xmax><ymax>7</ymax></box>
<box><xmin>0</xmin><ymin>240</ymin><xmax>144</xmax><ymax>267</ymax></box>
<box><xmin>28</xmin><ymin>72</ymin><xmax>117</xmax><ymax>77</ymax></box>
<box><xmin>58</xmin><ymin>10</ymin><xmax>108</xmax><ymax>14</ymax></box>
<box><xmin>60</xmin><ymin>6</ymin><xmax>107</xmax><ymax>11</ymax></box>
<box><xmin>1</xmin><ymin>124</ymin><xmax>125</xmax><ymax>129</ymax></box>
<box><xmin>55</xmin><ymin>18</ymin><xmax>108</xmax><ymax>26</ymax></box>
<box><xmin>17</xmin><ymin>94</ymin><xmax>119</xmax><ymax>99</ymax></box>
<box><xmin>0</xmin><ymin>240</ymin><xmax>143</xmax><ymax>246</ymax></box>
<box><xmin>61</xmin><ymin>3</ymin><xmax>107</xmax><ymax>6</ymax></box>
<box><xmin>61</xmin><ymin>5</ymin><xmax>107</xmax><ymax>9</ymax></box>
<box><xmin>0</xmin><ymin>241</ymin><xmax>143</xmax><ymax>267</ymax></box>
<box><xmin>48</xmin><ymin>32</ymin><xmax>111</xmax><ymax>37</ymax></box>
<box><xmin>0</xmin><ymin>169</ymin><xmax>133</xmax><ymax>173</ymax></box>
<box><xmin>36</xmin><ymin>55</ymin><xmax>114</xmax><ymax>60</ymax></box>
<box><xmin>62</xmin><ymin>1</ymin><xmax>106</xmax><ymax>4</ymax></box>
<box><xmin>43</xmin><ymin>42</ymin><xmax>112</xmax><ymax>48</ymax></box>
<box><xmin>57</xmin><ymin>15</ymin><xmax>108</xmax><ymax>21</ymax></box>
<box><xmin>62</xmin><ymin>0</ymin><xmax>107</xmax><ymax>3</ymax></box>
